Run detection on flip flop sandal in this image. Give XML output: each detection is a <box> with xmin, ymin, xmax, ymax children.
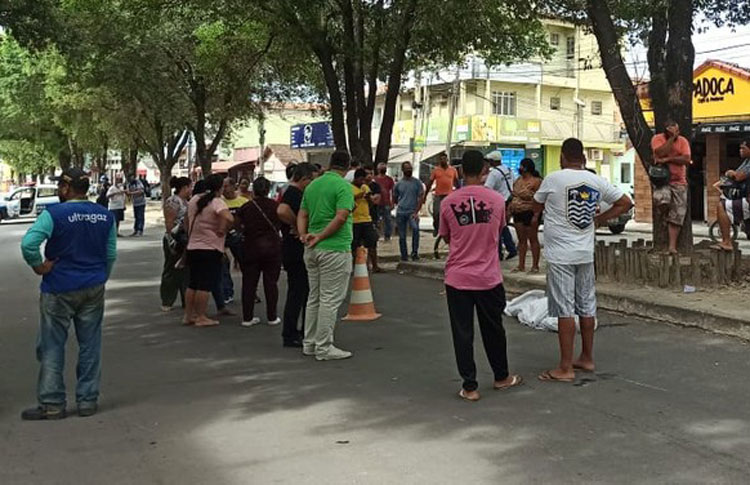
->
<box><xmin>494</xmin><ymin>375</ymin><xmax>524</xmax><ymax>390</ymax></box>
<box><xmin>537</xmin><ymin>370</ymin><xmax>574</xmax><ymax>383</ymax></box>
<box><xmin>709</xmin><ymin>244</ymin><xmax>734</xmax><ymax>252</ymax></box>
<box><xmin>458</xmin><ymin>389</ymin><xmax>480</xmax><ymax>402</ymax></box>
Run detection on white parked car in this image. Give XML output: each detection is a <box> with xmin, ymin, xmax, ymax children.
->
<box><xmin>0</xmin><ymin>184</ymin><xmax>60</xmax><ymax>222</ymax></box>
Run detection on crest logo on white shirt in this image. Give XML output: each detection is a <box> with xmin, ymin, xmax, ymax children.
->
<box><xmin>567</xmin><ymin>183</ymin><xmax>601</xmax><ymax>230</ymax></box>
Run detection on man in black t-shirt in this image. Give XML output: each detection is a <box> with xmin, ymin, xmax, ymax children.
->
<box><xmin>277</xmin><ymin>163</ymin><xmax>317</xmax><ymax>347</ymax></box>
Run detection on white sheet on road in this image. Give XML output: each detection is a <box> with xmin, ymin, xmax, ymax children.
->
<box><xmin>504</xmin><ymin>290</ymin><xmax>597</xmax><ymax>332</ymax></box>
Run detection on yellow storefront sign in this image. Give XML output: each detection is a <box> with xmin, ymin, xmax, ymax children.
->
<box><xmin>471</xmin><ymin>116</ymin><xmax>498</xmax><ymax>142</ymax></box>
<box><xmin>639</xmin><ymin>60</ymin><xmax>750</xmax><ymax>126</ymax></box>
<box><xmin>693</xmin><ymin>63</ymin><xmax>750</xmax><ymax>121</ymax></box>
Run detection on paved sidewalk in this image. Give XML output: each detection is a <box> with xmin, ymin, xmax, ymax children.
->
<box><xmin>398</xmin><ymin>254</ymin><xmax>750</xmax><ymax>341</ymax></box>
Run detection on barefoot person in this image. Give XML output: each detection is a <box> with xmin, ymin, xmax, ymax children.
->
<box><xmin>509</xmin><ymin>159</ymin><xmax>542</xmax><ymax>273</ymax></box>
<box><xmin>184</xmin><ymin>174</ymin><xmax>234</xmax><ymax>327</ymax></box>
<box><xmin>532</xmin><ymin>138</ymin><xmax>632</xmax><ymax>382</ymax></box>
<box><xmin>20</xmin><ymin>168</ymin><xmax>117</xmax><ymax>419</ymax></box>
<box><xmin>713</xmin><ymin>139</ymin><xmax>750</xmax><ymax>251</ymax></box>
<box><xmin>440</xmin><ymin>150</ymin><xmax>523</xmax><ymax>401</ymax></box>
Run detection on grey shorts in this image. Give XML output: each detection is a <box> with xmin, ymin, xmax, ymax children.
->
<box><xmin>653</xmin><ymin>184</ymin><xmax>687</xmax><ymax>226</ymax></box>
<box><xmin>546</xmin><ymin>262</ymin><xmax>597</xmax><ymax>318</ymax></box>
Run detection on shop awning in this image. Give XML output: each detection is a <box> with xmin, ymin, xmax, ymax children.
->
<box><xmin>211</xmin><ymin>160</ymin><xmax>254</xmax><ymax>174</ymax></box>
<box><xmin>387</xmin><ymin>145</ymin><xmax>450</xmax><ymax>165</ymax></box>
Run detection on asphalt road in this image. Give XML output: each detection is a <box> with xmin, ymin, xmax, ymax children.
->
<box><xmin>1</xmin><ymin>221</ymin><xmax>750</xmax><ymax>484</ymax></box>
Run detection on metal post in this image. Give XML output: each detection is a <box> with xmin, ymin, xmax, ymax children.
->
<box><xmin>445</xmin><ymin>65</ymin><xmax>461</xmax><ymax>158</ymax></box>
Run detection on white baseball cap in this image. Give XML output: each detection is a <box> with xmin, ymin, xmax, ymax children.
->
<box><xmin>484</xmin><ymin>150</ymin><xmax>503</xmax><ymax>162</ymax></box>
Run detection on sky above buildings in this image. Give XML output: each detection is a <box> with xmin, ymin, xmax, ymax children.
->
<box><xmin>626</xmin><ymin>23</ymin><xmax>750</xmax><ymax>80</ymax></box>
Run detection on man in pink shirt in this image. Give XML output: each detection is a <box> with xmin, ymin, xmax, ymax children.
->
<box><xmin>650</xmin><ymin>119</ymin><xmax>691</xmax><ymax>254</ymax></box>
<box><xmin>439</xmin><ymin>150</ymin><xmax>523</xmax><ymax>402</ymax></box>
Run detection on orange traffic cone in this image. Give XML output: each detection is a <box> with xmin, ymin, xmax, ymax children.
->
<box><xmin>343</xmin><ymin>247</ymin><xmax>382</xmax><ymax>321</ymax></box>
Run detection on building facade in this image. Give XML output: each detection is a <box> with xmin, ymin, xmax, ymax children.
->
<box><xmin>373</xmin><ymin>20</ymin><xmax>625</xmax><ymax>181</ymax></box>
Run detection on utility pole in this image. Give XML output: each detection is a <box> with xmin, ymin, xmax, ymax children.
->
<box><xmin>445</xmin><ymin>65</ymin><xmax>461</xmax><ymax>158</ymax></box>
<box><xmin>411</xmin><ymin>72</ymin><xmax>422</xmax><ymax>166</ymax></box>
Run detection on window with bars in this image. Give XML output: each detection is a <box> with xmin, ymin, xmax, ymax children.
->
<box><xmin>566</xmin><ymin>36</ymin><xmax>575</xmax><ymax>60</ymax></box>
<box><xmin>492</xmin><ymin>91</ymin><xmax>516</xmax><ymax>116</ymax></box>
<box><xmin>550</xmin><ymin>97</ymin><xmax>561</xmax><ymax>111</ymax></box>
<box><xmin>591</xmin><ymin>100</ymin><xmax>603</xmax><ymax>115</ymax></box>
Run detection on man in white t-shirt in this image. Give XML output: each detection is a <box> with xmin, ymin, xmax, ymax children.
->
<box><xmin>532</xmin><ymin>138</ymin><xmax>632</xmax><ymax>383</ymax></box>
<box><xmin>107</xmin><ymin>176</ymin><xmax>127</xmax><ymax>236</ymax></box>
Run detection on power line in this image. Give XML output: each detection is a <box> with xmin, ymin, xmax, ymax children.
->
<box><xmin>430</xmin><ymin>41</ymin><xmax>750</xmax><ymax>81</ymax></box>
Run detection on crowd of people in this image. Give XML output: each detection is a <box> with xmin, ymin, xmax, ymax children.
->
<box><xmin>19</xmin><ymin>136</ymin><xmax>638</xmax><ymax>419</ymax></box>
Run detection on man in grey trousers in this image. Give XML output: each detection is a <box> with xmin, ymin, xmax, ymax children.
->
<box><xmin>297</xmin><ymin>150</ymin><xmax>356</xmax><ymax>361</ymax></box>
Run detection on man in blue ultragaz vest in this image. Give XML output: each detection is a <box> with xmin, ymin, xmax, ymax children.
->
<box><xmin>20</xmin><ymin>168</ymin><xmax>117</xmax><ymax>420</ymax></box>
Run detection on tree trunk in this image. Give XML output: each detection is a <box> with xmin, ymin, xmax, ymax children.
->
<box><xmin>160</xmin><ymin>167</ymin><xmax>173</xmax><ymax>204</ymax></box>
<box><xmin>374</xmin><ymin>0</ymin><xmax>418</xmax><ymax>165</ymax></box>
<box><xmin>121</xmin><ymin>147</ymin><xmax>138</xmax><ymax>179</ymax></box>
<box><xmin>586</xmin><ymin>0</ymin><xmax>654</xmax><ymax>169</ymax></box>
<box><xmin>665</xmin><ymin>0</ymin><xmax>695</xmax><ymax>251</ymax></box>
<box><xmin>358</xmin><ymin>0</ymin><xmax>383</xmax><ymax>166</ymax></box>
<box><xmin>341</xmin><ymin>0</ymin><xmax>363</xmax><ymax>161</ymax></box>
<box><xmin>647</xmin><ymin>5</ymin><xmax>669</xmax><ymax>132</ymax></box>
<box><xmin>317</xmin><ymin>46</ymin><xmax>348</xmax><ymax>151</ymax></box>
<box><xmin>58</xmin><ymin>147</ymin><xmax>71</xmax><ymax>171</ymax></box>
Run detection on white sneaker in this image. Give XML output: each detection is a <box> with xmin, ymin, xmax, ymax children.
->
<box><xmin>160</xmin><ymin>305</ymin><xmax>172</xmax><ymax>312</ymax></box>
<box><xmin>241</xmin><ymin>317</ymin><xmax>261</xmax><ymax>327</ymax></box>
<box><xmin>315</xmin><ymin>346</ymin><xmax>353</xmax><ymax>361</ymax></box>
<box><xmin>302</xmin><ymin>345</ymin><xmax>316</xmax><ymax>356</ymax></box>
<box><xmin>267</xmin><ymin>318</ymin><xmax>281</xmax><ymax>326</ymax></box>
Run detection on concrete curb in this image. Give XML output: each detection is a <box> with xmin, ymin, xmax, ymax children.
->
<box><xmin>396</xmin><ymin>261</ymin><xmax>750</xmax><ymax>341</ymax></box>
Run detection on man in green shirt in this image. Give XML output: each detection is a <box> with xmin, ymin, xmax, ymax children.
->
<box><xmin>298</xmin><ymin>150</ymin><xmax>355</xmax><ymax>361</ymax></box>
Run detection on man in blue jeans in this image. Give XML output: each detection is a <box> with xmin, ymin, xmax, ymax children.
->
<box><xmin>394</xmin><ymin>161</ymin><xmax>424</xmax><ymax>261</ymax></box>
<box><xmin>127</xmin><ymin>175</ymin><xmax>146</xmax><ymax>236</ymax></box>
<box><xmin>20</xmin><ymin>168</ymin><xmax>117</xmax><ymax>420</ymax></box>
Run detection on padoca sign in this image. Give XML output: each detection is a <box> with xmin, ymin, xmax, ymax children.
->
<box><xmin>290</xmin><ymin>122</ymin><xmax>334</xmax><ymax>149</ymax></box>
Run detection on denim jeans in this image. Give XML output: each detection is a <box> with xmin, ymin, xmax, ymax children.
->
<box><xmin>500</xmin><ymin>225</ymin><xmax>517</xmax><ymax>257</ymax></box>
<box><xmin>396</xmin><ymin>213</ymin><xmax>420</xmax><ymax>260</ymax></box>
<box><xmin>37</xmin><ymin>284</ymin><xmax>105</xmax><ymax>406</ymax></box>
<box><xmin>221</xmin><ymin>255</ymin><xmax>234</xmax><ymax>301</ymax></box>
<box><xmin>133</xmin><ymin>204</ymin><xmax>146</xmax><ymax>233</ymax></box>
<box><xmin>377</xmin><ymin>205</ymin><xmax>393</xmax><ymax>239</ymax></box>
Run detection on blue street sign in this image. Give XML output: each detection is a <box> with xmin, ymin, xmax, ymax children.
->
<box><xmin>290</xmin><ymin>122</ymin><xmax>335</xmax><ymax>149</ymax></box>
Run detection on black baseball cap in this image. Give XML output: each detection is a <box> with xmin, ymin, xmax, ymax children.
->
<box><xmin>53</xmin><ymin>168</ymin><xmax>90</xmax><ymax>191</ymax></box>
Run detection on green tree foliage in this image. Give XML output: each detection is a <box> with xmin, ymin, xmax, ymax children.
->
<box><xmin>546</xmin><ymin>0</ymin><xmax>750</xmax><ymax>250</ymax></box>
<box><xmin>264</xmin><ymin>0</ymin><xmax>552</xmax><ymax>165</ymax></box>
<box><xmin>0</xmin><ymin>36</ymin><xmax>73</xmax><ymax>171</ymax></box>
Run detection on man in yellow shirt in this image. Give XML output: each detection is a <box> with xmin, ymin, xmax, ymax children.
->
<box><xmin>351</xmin><ymin>168</ymin><xmax>381</xmax><ymax>271</ymax></box>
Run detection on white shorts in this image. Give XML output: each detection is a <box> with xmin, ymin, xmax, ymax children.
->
<box><xmin>722</xmin><ymin>198</ymin><xmax>750</xmax><ymax>225</ymax></box>
<box><xmin>546</xmin><ymin>262</ymin><xmax>597</xmax><ymax>318</ymax></box>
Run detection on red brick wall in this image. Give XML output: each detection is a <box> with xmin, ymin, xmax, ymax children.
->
<box><xmin>634</xmin><ymin>154</ymin><xmax>652</xmax><ymax>223</ymax></box>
